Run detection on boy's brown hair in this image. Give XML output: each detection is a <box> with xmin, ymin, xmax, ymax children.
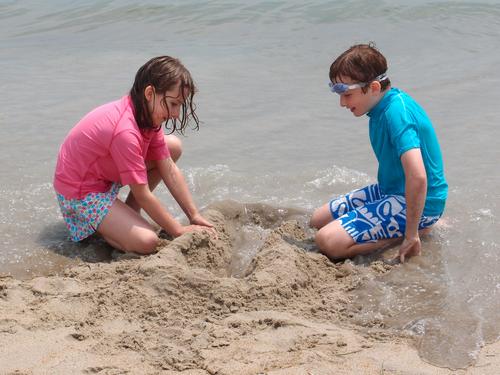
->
<box><xmin>329</xmin><ymin>43</ymin><xmax>390</xmax><ymax>92</ymax></box>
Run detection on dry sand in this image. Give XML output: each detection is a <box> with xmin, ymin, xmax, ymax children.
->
<box><xmin>1</xmin><ymin>202</ymin><xmax>498</xmax><ymax>374</ymax></box>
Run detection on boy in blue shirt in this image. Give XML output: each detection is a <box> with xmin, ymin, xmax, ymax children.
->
<box><xmin>310</xmin><ymin>44</ymin><xmax>447</xmax><ymax>263</ymax></box>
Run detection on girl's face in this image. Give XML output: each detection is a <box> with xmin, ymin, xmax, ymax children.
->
<box><xmin>337</xmin><ymin>76</ymin><xmax>381</xmax><ymax>117</ymax></box>
<box><xmin>145</xmin><ymin>82</ymin><xmax>186</xmax><ymax>128</ymax></box>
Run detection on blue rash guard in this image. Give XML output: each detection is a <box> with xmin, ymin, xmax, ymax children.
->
<box><xmin>367</xmin><ymin>88</ymin><xmax>448</xmax><ymax>216</ymax></box>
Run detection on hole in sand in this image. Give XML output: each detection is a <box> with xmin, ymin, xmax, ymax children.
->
<box><xmin>208</xmin><ymin>201</ymin><xmax>313</xmax><ymax>278</ymax></box>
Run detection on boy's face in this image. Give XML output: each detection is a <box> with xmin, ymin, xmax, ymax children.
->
<box><xmin>336</xmin><ymin>76</ymin><xmax>382</xmax><ymax>117</ymax></box>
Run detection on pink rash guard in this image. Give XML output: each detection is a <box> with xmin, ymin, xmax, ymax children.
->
<box><xmin>54</xmin><ymin>95</ymin><xmax>170</xmax><ymax>199</ymax></box>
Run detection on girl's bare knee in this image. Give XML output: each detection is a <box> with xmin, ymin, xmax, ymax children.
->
<box><xmin>124</xmin><ymin>232</ymin><xmax>159</xmax><ymax>254</ymax></box>
<box><xmin>138</xmin><ymin>232</ymin><xmax>159</xmax><ymax>254</ymax></box>
<box><xmin>165</xmin><ymin>135</ymin><xmax>183</xmax><ymax>162</ymax></box>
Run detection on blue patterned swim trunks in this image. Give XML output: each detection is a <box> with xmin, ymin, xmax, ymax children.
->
<box><xmin>330</xmin><ymin>184</ymin><xmax>441</xmax><ymax>243</ymax></box>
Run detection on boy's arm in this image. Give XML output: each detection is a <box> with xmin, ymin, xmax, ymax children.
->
<box><xmin>400</xmin><ymin>148</ymin><xmax>427</xmax><ymax>262</ymax></box>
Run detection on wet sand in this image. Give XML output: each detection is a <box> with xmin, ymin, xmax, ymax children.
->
<box><xmin>0</xmin><ymin>202</ymin><xmax>498</xmax><ymax>374</ymax></box>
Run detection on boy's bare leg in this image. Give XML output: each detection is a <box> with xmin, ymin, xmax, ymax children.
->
<box><xmin>310</xmin><ymin>202</ymin><xmax>335</xmax><ymax>229</ymax></box>
<box><xmin>315</xmin><ymin>219</ymin><xmax>433</xmax><ymax>260</ymax></box>
<box><xmin>125</xmin><ymin>134</ymin><xmax>183</xmax><ymax>212</ymax></box>
<box><xmin>314</xmin><ymin>220</ymin><xmax>398</xmax><ymax>259</ymax></box>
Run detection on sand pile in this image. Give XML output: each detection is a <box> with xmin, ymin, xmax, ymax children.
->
<box><xmin>0</xmin><ymin>202</ymin><xmax>497</xmax><ymax>374</ymax></box>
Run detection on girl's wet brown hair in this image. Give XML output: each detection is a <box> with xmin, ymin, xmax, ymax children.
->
<box><xmin>130</xmin><ymin>56</ymin><xmax>199</xmax><ymax>133</ymax></box>
<box><xmin>329</xmin><ymin>43</ymin><xmax>390</xmax><ymax>93</ymax></box>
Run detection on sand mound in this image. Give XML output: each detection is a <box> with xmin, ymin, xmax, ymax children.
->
<box><xmin>0</xmin><ymin>202</ymin><xmax>496</xmax><ymax>374</ymax></box>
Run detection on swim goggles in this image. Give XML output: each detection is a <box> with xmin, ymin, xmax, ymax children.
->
<box><xmin>329</xmin><ymin>73</ymin><xmax>388</xmax><ymax>95</ymax></box>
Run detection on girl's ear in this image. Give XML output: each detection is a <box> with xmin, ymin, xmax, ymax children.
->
<box><xmin>144</xmin><ymin>85</ymin><xmax>155</xmax><ymax>101</ymax></box>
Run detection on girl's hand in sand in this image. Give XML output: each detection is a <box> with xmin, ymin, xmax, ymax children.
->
<box><xmin>187</xmin><ymin>213</ymin><xmax>218</xmax><ymax>238</ymax></box>
<box><xmin>398</xmin><ymin>235</ymin><xmax>421</xmax><ymax>263</ymax></box>
<box><xmin>189</xmin><ymin>213</ymin><xmax>214</xmax><ymax>229</ymax></box>
<box><xmin>177</xmin><ymin>224</ymin><xmax>214</xmax><ymax>236</ymax></box>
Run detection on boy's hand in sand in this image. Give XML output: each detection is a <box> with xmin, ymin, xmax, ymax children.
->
<box><xmin>398</xmin><ymin>235</ymin><xmax>421</xmax><ymax>263</ymax></box>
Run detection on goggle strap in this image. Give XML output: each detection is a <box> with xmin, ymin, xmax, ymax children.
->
<box><xmin>375</xmin><ymin>73</ymin><xmax>388</xmax><ymax>82</ymax></box>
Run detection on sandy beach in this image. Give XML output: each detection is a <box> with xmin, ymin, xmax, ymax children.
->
<box><xmin>1</xmin><ymin>202</ymin><xmax>498</xmax><ymax>374</ymax></box>
<box><xmin>2</xmin><ymin>2</ymin><xmax>500</xmax><ymax>373</ymax></box>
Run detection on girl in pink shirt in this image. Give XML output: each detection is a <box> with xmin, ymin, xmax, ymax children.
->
<box><xmin>54</xmin><ymin>56</ymin><xmax>213</xmax><ymax>254</ymax></box>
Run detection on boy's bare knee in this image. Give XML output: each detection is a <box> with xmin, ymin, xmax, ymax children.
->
<box><xmin>315</xmin><ymin>231</ymin><xmax>332</xmax><ymax>252</ymax></box>
<box><xmin>315</xmin><ymin>230</ymin><xmax>348</xmax><ymax>259</ymax></box>
<box><xmin>419</xmin><ymin>227</ymin><xmax>432</xmax><ymax>236</ymax></box>
<box><xmin>310</xmin><ymin>210</ymin><xmax>325</xmax><ymax>229</ymax></box>
<box><xmin>310</xmin><ymin>205</ymin><xmax>333</xmax><ymax>229</ymax></box>
<box><xmin>309</xmin><ymin>208</ymin><xmax>329</xmax><ymax>229</ymax></box>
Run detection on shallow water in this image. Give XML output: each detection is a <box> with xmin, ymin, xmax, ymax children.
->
<box><xmin>1</xmin><ymin>0</ymin><xmax>499</xmax><ymax>369</ymax></box>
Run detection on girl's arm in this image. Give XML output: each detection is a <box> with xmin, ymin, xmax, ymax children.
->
<box><xmin>156</xmin><ymin>158</ymin><xmax>213</xmax><ymax>228</ymax></box>
<box><xmin>129</xmin><ymin>183</ymin><xmax>186</xmax><ymax>237</ymax></box>
<box><xmin>400</xmin><ymin>148</ymin><xmax>427</xmax><ymax>262</ymax></box>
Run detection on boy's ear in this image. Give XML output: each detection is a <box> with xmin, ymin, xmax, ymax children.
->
<box><xmin>144</xmin><ymin>85</ymin><xmax>155</xmax><ymax>101</ymax></box>
<box><xmin>369</xmin><ymin>80</ymin><xmax>382</xmax><ymax>94</ymax></box>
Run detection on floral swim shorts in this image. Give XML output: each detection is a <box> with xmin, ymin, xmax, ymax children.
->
<box><xmin>329</xmin><ymin>184</ymin><xmax>441</xmax><ymax>244</ymax></box>
<box><xmin>56</xmin><ymin>183</ymin><xmax>120</xmax><ymax>242</ymax></box>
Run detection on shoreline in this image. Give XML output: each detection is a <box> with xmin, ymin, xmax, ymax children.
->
<box><xmin>1</xmin><ymin>203</ymin><xmax>497</xmax><ymax>374</ymax></box>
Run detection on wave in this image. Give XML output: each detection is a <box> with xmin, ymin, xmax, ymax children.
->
<box><xmin>3</xmin><ymin>0</ymin><xmax>500</xmax><ymax>38</ymax></box>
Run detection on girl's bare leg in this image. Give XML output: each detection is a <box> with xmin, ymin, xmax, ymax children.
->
<box><xmin>96</xmin><ymin>199</ymin><xmax>159</xmax><ymax>254</ymax></box>
<box><xmin>97</xmin><ymin>136</ymin><xmax>184</xmax><ymax>253</ymax></box>
<box><xmin>125</xmin><ymin>134</ymin><xmax>183</xmax><ymax>211</ymax></box>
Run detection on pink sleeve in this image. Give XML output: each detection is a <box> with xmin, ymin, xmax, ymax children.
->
<box><xmin>109</xmin><ymin>131</ymin><xmax>148</xmax><ymax>186</ymax></box>
<box><xmin>146</xmin><ymin>129</ymin><xmax>170</xmax><ymax>161</ymax></box>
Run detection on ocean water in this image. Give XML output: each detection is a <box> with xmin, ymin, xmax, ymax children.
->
<box><xmin>1</xmin><ymin>0</ymin><xmax>499</xmax><ymax>369</ymax></box>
